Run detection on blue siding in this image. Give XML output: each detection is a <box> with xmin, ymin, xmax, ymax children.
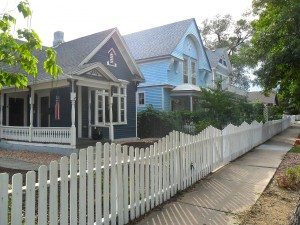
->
<box><xmin>138</xmin><ymin>59</ymin><xmax>170</xmax><ymax>85</ymax></box>
<box><xmin>163</xmin><ymin>88</ymin><xmax>171</xmax><ymax>111</ymax></box>
<box><xmin>137</xmin><ymin>86</ymin><xmax>163</xmax><ymax>112</ymax></box>
<box><xmin>88</xmin><ymin>38</ymin><xmax>138</xmax><ymax>139</ymax></box>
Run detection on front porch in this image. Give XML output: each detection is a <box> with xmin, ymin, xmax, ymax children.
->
<box><xmin>170</xmin><ymin>84</ymin><xmax>200</xmax><ymax>111</ymax></box>
<box><xmin>0</xmin><ymin>64</ymin><xmax>130</xmax><ymax>149</ymax></box>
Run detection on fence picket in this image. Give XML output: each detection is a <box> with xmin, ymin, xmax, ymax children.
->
<box><xmin>145</xmin><ymin>147</ymin><xmax>150</xmax><ymax>212</ymax></box>
<box><xmin>103</xmin><ymin>143</ymin><xmax>110</xmax><ymax>225</ymax></box>
<box><xmin>122</xmin><ymin>145</ymin><xmax>129</xmax><ymax>224</ymax></box>
<box><xmin>87</xmin><ymin>146</ymin><xmax>94</xmax><ymax>225</ymax></box>
<box><xmin>79</xmin><ymin>149</ymin><xmax>87</xmax><ymax>225</ymax></box>
<box><xmin>69</xmin><ymin>153</ymin><xmax>78</xmax><ymax>225</ymax></box>
<box><xmin>49</xmin><ymin>161</ymin><xmax>58</xmax><ymax>225</ymax></box>
<box><xmin>154</xmin><ymin>142</ymin><xmax>159</xmax><ymax>206</ymax></box>
<box><xmin>134</xmin><ymin>147</ymin><xmax>140</xmax><ymax>217</ymax></box>
<box><xmin>95</xmin><ymin>143</ymin><xmax>103</xmax><ymax>225</ymax></box>
<box><xmin>25</xmin><ymin>171</ymin><xmax>36</xmax><ymax>225</ymax></box>
<box><xmin>117</xmin><ymin>144</ymin><xmax>124</xmax><ymax>225</ymax></box>
<box><xmin>11</xmin><ymin>173</ymin><xmax>23</xmax><ymax>225</ymax></box>
<box><xmin>140</xmin><ymin>148</ymin><xmax>145</xmax><ymax>215</ymax></box>
<box><xmin>129</xmin><ymin>146</ymin><xmax>135</xmax><ymax>220</ymax></box>
<box><xmin>38</xmin><ymin>165</ymin><xmax>48</xmax><ymax>225</ymax></box>
<box><xmin>149</xmin><ymin>145</ymin><xmax>155</xmax><ymax>209</ymax></box>
<box><xmin>111</xmin><ymin>144</ymin><xmax>117</xmax><ymax>224</ymax></box>
<box><xmin>60</xmin><ymin>156</ymin><xmax>68</xmax><ymax>225</ymax></box>
<box><xmin>0</xmin><ymin>173</ymin><xmax>8</xmax><ymax>225</ymax></box>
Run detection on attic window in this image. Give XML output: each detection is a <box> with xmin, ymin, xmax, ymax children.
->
<box><xmin>219</xmin><ymin>59</ymin><xmax>223</xmax><ymax>64</ymax></box>
<box><xmin>223</xmin><ymin>61</ymin><xmax>227</xmax><ymax>67</ymax></box>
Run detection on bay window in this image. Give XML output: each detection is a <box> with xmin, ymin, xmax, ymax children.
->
<box><xmin>95</xmin><ymin>86</ymin><xmax>127</xmax><ymax>125</ymax></box>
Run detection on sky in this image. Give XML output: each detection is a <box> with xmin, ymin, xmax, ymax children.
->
<box><xmin>0</xmin><ymin>0</ymin><xmax>260</xmax><ymax>91</ymax></box>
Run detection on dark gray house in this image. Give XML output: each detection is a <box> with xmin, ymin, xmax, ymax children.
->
<box><xmin>0</xmin><ymin>28</ymin><xmax>144</xmax><ymax>151</ymax></box>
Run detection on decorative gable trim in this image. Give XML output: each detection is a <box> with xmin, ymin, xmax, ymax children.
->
<box><xmin>79</xmin><ymin>29</ymin><xmax>116</xmax><ymax>66</ymax></box>
<box><xmin>79</xmin><ymin>28</ymin><xmax>144</xmax><ymax>81</ymax></box>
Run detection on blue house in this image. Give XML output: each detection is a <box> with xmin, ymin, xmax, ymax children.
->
<box><xmin>124</xmin><ymin>19</ymin><xmax>212</xmax><ymax>112</ymax></box>
<box><xmin>0</xmin><ymin>28</ymin><xmax>144</xmax><ymax>153</ymax></box>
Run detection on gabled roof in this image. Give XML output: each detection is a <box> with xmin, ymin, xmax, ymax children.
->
<box><xmin>247</xmin><ymin>91</ymin><xmax>276</xmax><ymax>105</ymax></box>
<box><xmin>123</xmin><ymin>19</ymin><xmax>195</xmax><ymax>61</ymax></box>
<box><xmin>205</xmin><ymin>48</ymin><xmax>229</xmax><ymax>68</ymax></box>
<box><xmin>4</xmin><ymin>28</ymin><xmax>144</xmax><ymax>85</ymax></box>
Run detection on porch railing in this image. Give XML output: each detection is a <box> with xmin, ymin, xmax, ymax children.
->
<box><xmin>0</xmin><ymin>126</ymin><xmax>73</xmax><ymax>146</ymax></box>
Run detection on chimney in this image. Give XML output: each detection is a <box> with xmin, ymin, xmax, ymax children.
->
<box><xmin>53</xmin><ymin>31</ymin><xmax>64</xmax><ymax>47</ymax></box>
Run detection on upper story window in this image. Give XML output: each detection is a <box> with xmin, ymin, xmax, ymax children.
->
<box><xmin>183</xmin><ymin>58</ymin><xmax>189</xmax><ymax>83</ymax></box>
<box><xmin>219</xmin><ymin>58</ymin><xmax>227</xmax><ymax>67</ymax></box>
<box><xmin>191</xmin><ymin>61</ymin><xmax>196</xmax><ymax>85</ymax></box>
<box><xmin>138</xmin><ymin>92</ymin><xmax>145</xmax><ymax>105</ymax></box>
<box><xmin>95</xmin><ymin>87</ymin><xmax>127</xmax><ymax>125</ymax></box>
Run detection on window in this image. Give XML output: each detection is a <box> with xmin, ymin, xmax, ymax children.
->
<box><xmin>191</xmin><ymin>61</ymin><xmax>196</xmax><ymax>85</ymax></box>
<box><xmin>138</xmin><ymin>92</ymin><xmax>145</xmax><ymax>105</ymax></box>
<box><xmin>95</xmin><ymin>86</ymin><xmax>127</xmax><ymax>125</ymax></box>
<box><xmin>223</xmin><ymin>60</ymin><xmax>227</xmax><ymax>67</ymax></box>
<box><xmin>219</xmin><ymin>59</ymin><xmax>223</xmax><ymax>64</ymax></box>
<box><xmin>183</xmin><ymin>58</ymin><xmax>188</xmax><ymax>83</ymax></box>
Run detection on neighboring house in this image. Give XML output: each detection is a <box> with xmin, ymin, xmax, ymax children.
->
<box><xmin>124</xmin><ymin>18</ymin><xmax>212</xmax><ymax>112</ymax></box>
<box><xmin>248</xmin><ymin>91</ymin><xmax>276</xmax><ymax>106</ymax></box>
<box><xmin>0</xmin><ymin>28</ymin><xmax>144</xmax><ymax>152</ymax></box>
<box><xmin>206</xmin><ymin>48</ymin><xmax>247</xmax><ymax>96</ymax></box>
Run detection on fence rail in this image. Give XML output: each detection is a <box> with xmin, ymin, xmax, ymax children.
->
<box><xmin>0</xmin><ymin>126</ymin><xmax>72</xmax><ymax>145</ymax></box>
<box><xmin>0</xmin><ymin>116</ymin><xmax>294</xmax><ymax>225</ymax></box>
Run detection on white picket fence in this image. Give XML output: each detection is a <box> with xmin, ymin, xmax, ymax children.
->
<box><xmin>0</xmin><ymin>117</ymin><xmax>294</xmax><ymax>225</ymax></box>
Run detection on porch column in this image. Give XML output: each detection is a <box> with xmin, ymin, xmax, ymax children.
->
<box><xmin>70</xmin><ymin>80</ymin><xmax>77</xmax><ymax>147</ymax></box>
<box><xmin>29</xmin><ymin>88</ymin><xmax>34</xmax><ymax>142</ymax></box>
<box><xmin>88</xmin><ymin>88</ymin><xmax>92</xmax><ymax>138</ymax></box>
<box><xmin>109</xmin><ymin>89</ymin><xmax>114</xmax><ymax>141</ymax></box>
<box><xmin>190</xmin><ymin>96</ymin><xmax>193</xmax><ymax>112</ymax></box>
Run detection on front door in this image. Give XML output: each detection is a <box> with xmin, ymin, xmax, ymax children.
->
<box><xmin>9</xmin><ymin>98</ymin><xmax>24</xmax><ymax>126</ymax></box>
<box><xmin>40</xmin><ymin>96</ymin><xmax>49</xmax><ymax>127</ymax></box>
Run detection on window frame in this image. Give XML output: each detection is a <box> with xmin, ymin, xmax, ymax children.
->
<box><xmin>94</xmin><ymin>86</ymin><xmax>127</xmax><ymax>126</ymax></box>
<box><xmin>183</xmin><ymin>57</ymin><xmax>189</xmax><ymax>84</ymax></box>
<box><xmin>191</xmin><ymin>59</ymin><xmax>197</xmax><ymax>85</ymax></box>
<box><xmin>137</xmin><ymin>92</ymin><xmax>145</xmax><ymax>106</ymax></box>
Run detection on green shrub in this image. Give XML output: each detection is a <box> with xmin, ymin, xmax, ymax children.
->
<box><xmin>277</xmin><ymin>165</ymin><xmax>300</xmax><ymax>190</ymax></box>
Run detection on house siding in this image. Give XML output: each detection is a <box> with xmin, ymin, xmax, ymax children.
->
<box><xmin>88</xmin><ymin>37</ymin><xmax>138</xmax><ymax>139</ymax></box>
<box><xmin>137</xmin><ymin>86</ymin><xmax>163</xmax><ymax>112</ymax></box>
<box><xmin>163</xmin><ymin>88</ymin><xmax>171</xmax><ymax>111</ymax></box>
<box><xmin>138</xmin><ymin>59</ymin><xmax>170</xmax><ymax>85</ymax></box>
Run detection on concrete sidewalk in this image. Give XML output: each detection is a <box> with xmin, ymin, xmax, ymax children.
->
<box><xmin>133</xmin><ymin>123</ymin><xmax>300</xmax><ymax>225</ymax></box>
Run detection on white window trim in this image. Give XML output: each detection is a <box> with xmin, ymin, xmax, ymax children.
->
<box><xmin>191</xmin><ymin>59</ymin><xmax>197</xmax><ymax>85</ymax></box>
<box><xmin>94</xmin><ymin>86</ymin><xmax>127</xmax><ymax>126</ymax></box>
<box><xmin>6</xmin><ymin>92</ymin><xmax>28</xmax><ymax>126</ymax></box>
<box><xmin>183</xmin><ymin>57</ymin><xmax>189</xmax><ymax>84</ymax></box>
<box><xmin>137</xmin><ymin>92</ymin><xmax>145</xmax><ymax>106</ymax></box>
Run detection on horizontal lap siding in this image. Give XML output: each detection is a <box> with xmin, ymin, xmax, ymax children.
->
<box><xmin>89</xmin><ymin>38</ymin><xmax>137</xmax><ymax>139</ymax></box>
<box><xmin>137</xmin><ymin>86</ymin><xmax>163</xmax><ymax>112</ymax></box>
<box><xmin>163</xmin><ymin>88</ymin><xmax>171</xmax><ymax>111</ymax></box>
<box><xmin>138</xmin><ymin>59</ymin><xmax>169</xmax><ymax>85</ymax></box>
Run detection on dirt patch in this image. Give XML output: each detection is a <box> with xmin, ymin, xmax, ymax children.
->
<box><xmin>240</xmin><ymin>144</ymin><xmax>300</xmax><ymax>224</ymax></box>
<box><xmin>121</xmin><ymin>138</ymin><xmax>159</xmax><ymax>149</ymax></box>
<box><xmin>0</xmin><ymin>149</ymin><xmax>63</xmax><ymax>165</ymax></box>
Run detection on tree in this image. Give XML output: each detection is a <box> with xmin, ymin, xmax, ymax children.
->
<box><xmin>249</xmin><ymin>0</ymin><xmax>300</xmax><ymax>113</ymax></box>
<box><xmin>201</xmin><ymin>14</ymin><xmax>253</xmax><ymax>90</ymax></box>
<box><xmin>0</xmin><ymin>0</ymin><xmax>62</xmax><ymax>88</ymax></box>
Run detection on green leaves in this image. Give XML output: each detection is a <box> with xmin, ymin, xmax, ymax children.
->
<box><xmin>0</xmin><ymin>0</ymin><xmax>62</xmax><ymax>89</ymax></box>
<box><xmin>17</xmin><ymin>1</ymin><xmax>32</xmax><ymax>18</ymax></box>
<box><xmin>250</xmin><ymin>0</ymin><xmax>300</xmax><ymax>113</ymax></box>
